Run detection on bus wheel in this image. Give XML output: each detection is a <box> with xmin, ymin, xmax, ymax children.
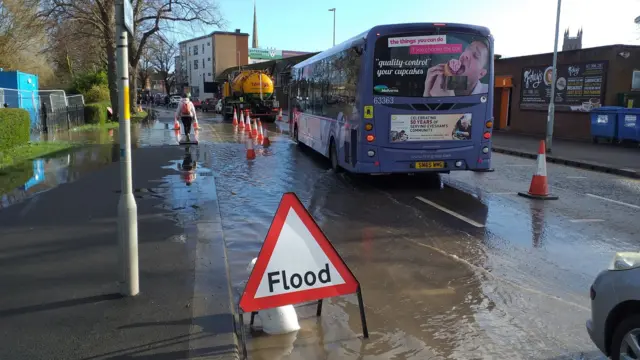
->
<box><xmin>330</xmin><ymin>140</ymin><xmax>342</xmax><ymax>173</ymax></box>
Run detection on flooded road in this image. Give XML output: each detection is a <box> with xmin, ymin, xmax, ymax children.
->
<box><xmin>2</xmin><ymin>109</ymin><xmax>635</xmax><ymax>359</ymax></box>
<box><xmin>181</xmin><ymin>114</ymin><xmax>635</xmax><ymax>360</ymax></box>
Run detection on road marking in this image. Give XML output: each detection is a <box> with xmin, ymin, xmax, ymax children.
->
<box><xmin>566</xmin><ymin>176</ymin><xmax>587</xmax><ymax>179</ymax></box>
<box><xmin>586</xmin><ymin>193</ymin><xmax>640</xmax><ymax>210</ymax></box>
<box><xmin>415</xmin><ymin>196</ymin><xmax>485</xmax><ymax>228</ymax></box>
<box><xmin>569</xmin><ymin>219</ymin><xmax>605</xmax><ymax>223</ymax></box>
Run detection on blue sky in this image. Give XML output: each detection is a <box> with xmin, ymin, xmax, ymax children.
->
<box><xmin>172</xmin><ymin>0</ymin><xmax>639</xmax><ymax>58</ymax></box>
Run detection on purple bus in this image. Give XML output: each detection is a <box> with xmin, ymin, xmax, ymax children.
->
<box><xmin>288</xmin><ymin>23</ymin><xmax>494</xmax><ymax>174</ymax></box>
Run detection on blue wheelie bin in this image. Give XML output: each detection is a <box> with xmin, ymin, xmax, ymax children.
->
<box><xmin>617</xmin><ymin>108</ymin><xmax>640</xmax><ymax>144</ymax></box>
<box><xmin>590</xmin><ymin>106</ymin><xmax>623</xmax><ymax>143</ymax></box>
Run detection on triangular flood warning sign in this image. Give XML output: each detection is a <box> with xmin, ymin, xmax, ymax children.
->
<box><xmin>239</xmin><ymin>192</ymin><xmax>359</xmax><ymax>313</ymax></box>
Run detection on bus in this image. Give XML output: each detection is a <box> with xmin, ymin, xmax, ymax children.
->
<box><xmin>288</xmin><ymin>23</ymin><xmax>494</xmax><ymax>174</ymax></box>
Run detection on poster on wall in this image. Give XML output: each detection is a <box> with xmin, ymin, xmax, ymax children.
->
<box><xmin>520</xmin><ymin>61</ymin><xmax>607</xmax><ymax>112</ymax></box>
<box><xmin>390</xmin><ymin>113</ymin><xmax>472</xmax><ymax>142</ymax></box>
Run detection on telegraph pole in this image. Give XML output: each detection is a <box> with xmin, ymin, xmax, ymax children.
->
<box><xmin>545</xmin><ymin>0</ymin><xmax>562</xmax><ymax>153</ymax></box>
<box><xmin>115</xmin><ymin>0</ymin><xmax>139</xmax><ymax>296</ymax></box>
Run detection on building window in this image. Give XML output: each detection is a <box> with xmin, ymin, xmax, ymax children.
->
<box><xmin>202</xmin><ymin>59</ymin><xmax>204</xmax><ymax>68</ymax></box>
<box><xmin>188</xmin><ymin>47</ymin><xmax>191</xmax><ymax>56</ymax></box>
<box><xmin>193</xmin><ymin>59</ymin><xmax>198</xmax><ymax>69</ymax></box>
<box><xmin>202</xmin><ymin>44</ymin><xmax>204</xmax><ymax>52</ymax></box>
<box><xmin>207</xmin><ymin>42</ymin><xmax>210</xmax><ymax>46</ymax></box>
<box><xmin>208</xmin><ymin>73</ymin><xmax>212</xmax><ymax>76</ymax></box>
<box><xmin>632</xmin><ymin>71</ymin><xmax>640</xmax><ymax>91</ymax></box>
<box><xmin>193</xmin><ymin>45</ymin><xmax>198</xmax><ymax>55</ymax></box>
<box><xmin>208</xmin><ymin>57</ymin><xmax>211</xmax><ymax>61</ymax></box>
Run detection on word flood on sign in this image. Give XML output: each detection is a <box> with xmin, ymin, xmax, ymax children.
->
<box><xmin>237</xmin><ymin>192</ymin><xmax>368</xmax><ymax>359</ymax></box>
<box><xmin>268</xmin><ymin>264</ymin><xmax>331</xmax><ymax>292</ymax></box>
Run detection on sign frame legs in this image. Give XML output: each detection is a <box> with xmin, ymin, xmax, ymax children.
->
<box><xmin>238</xmin><ymin>289</ymin><xmax>369</xmax><ymax>360</ymax></box>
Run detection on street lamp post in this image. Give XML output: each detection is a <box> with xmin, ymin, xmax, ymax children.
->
<box><xmin>328</xmin><ymin>8</ymin><xmax>336</xmax><ymax>47</ymax></box>
<box><xmin>545</xmin><ymin>0</ymin><xmax>562</xmax><ymax>153</ymax></box>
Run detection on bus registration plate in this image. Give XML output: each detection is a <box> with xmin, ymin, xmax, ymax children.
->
<box><xmin>415</xmin><ymin>161</ymin><xmax>445</xmax><ymax>169</ymax></box>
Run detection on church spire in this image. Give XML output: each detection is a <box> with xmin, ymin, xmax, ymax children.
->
<box><xmin>252</xmin><ymin>0</ymin><xmax>259</xmax><ymax>48</ymax></box>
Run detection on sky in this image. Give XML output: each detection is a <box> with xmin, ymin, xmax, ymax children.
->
<box><xmin>172</xmin><ymin>0</ymin><xmax>640</xmax><ymax>58</ymax></box>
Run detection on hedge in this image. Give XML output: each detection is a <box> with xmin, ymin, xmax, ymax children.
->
<box><xmin>0</xmin><ymin>108</ymin><xmax>30</xmax><ymax>152</ymax></box>
<box><xmin>84</xmin><ymin>102</ymin><xmax>110</xmax><ymax>125</ymax></box>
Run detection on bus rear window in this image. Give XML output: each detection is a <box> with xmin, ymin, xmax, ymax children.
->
<box><xmin>373</xmin><ymin>33</ymin><xmax>490</xmax><ymax>97</ymax></box>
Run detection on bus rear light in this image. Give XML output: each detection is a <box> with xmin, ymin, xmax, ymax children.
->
<box><xmin>374</xmin><ymin>161</ymin><xmax>380</xmax><ymax>166</ymax></box>
<box><xmin>367</xmin><ymin>150</ymin><xmax>375</xmax><ymax>157</ymax></box>
<box><xmin>485</xmin><ymin>121</ymin><xmax>493</xmax><ymax>128</ymax></box>
<box><xmin>365</xmin><ymin>123</ymin><xmax>373</xmax><ymax>131</ymax></box>
<box><xmin>483</xmin><ymin>132</ymin><xmax>491</xmax><ymax>140</ymax></box>
<box><xmin>482</xmin><ymin>146</ymin><xmax>489</xmax><ymax>154</ymax></box>
<box><xmin>366</xmin><ymin>134</ymin><xmax>375</xmax><ymax>142</ymax></box>
<box><xmin>433</xmin><ymin>23</ymin><xmax>446</xmax><ymax>27</ymax></box>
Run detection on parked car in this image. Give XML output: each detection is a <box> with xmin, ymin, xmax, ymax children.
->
<box><xmin>201</xmin><ymin>98</ymin><xmax>217</xmax><ymax>112</ymax></box>
<box><xmin>170</xmin><ymin>96</ymin><xmax>181</xmax><ymax>106</ymax></box>
<box><xmin>587</xmin><ymin>251</ymin><xmax>640</xmax><ymax>360</ymax></box>
<box><xmin>192</xmin><ymin>97</ymin><xmax>202</xmax><ymax>109</ymax></box>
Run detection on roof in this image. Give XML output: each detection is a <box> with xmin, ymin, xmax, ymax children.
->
<box><xmin>294</xmin><ymin>22</ymin><xmax>491</xmax><ymax>70</ymax></box>
<box><xmin>216</xmin><ymin>52</ymin><xmax>319</xmax><ymax>81</ymax></box>
<box><xmin>178</xmin><ymin>30</ymin><xmax>249</xmax><ymax>45</ymax></box>
<box><xmin>497</xmin><ymin>44</ymin><xmax>640</xmax><ymax>61</ymax></box>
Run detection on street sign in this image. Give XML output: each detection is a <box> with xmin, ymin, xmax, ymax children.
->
<box><xmin>118</xmin><ymin>0</ymin><xmax>134</xmax><ymax>35</ymax></box>
<box><xmin>239</xmin><ymin>192</ymin><xmax>360</xmax><ymax>313</ymax></box>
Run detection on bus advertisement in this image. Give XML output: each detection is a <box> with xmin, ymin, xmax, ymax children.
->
<box><xmin>288</xmin><ymin>23</ymin><xmax>494</xmax><ymax>174</ymax></box>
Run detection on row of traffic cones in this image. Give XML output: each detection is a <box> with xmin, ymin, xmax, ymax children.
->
<box><xmin>231</xmin><ymin>109</ymin><xmax>271</xmax><ymax>160</ymax></box>
<box><xmin>172</xmin><ymin>118</ymin><xmax>200</xmax><ymax>131</ymax></box>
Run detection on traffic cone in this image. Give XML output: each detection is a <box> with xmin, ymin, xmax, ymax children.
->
<box><xmin>278</xmin><ymin>109</ymin><xmax>283</xmax><ymax>122</ymax></box>
<box><xmin>193</xmin><ymin>118</ymin><xmax>200</xmax><ymax>130</ymax></box>
<box><xmin>257</xmin><ymin>124</ymin><xmax>264</xmax><ymax>142</ymax></box>
<box><xmin>252</xmin><ymin>119</ymin><xmax>258</xmax><ymax>137</ymax></box>
<box><xmin>239</xmin><ymin>111</ymin><xmax>245</xmax><ymax>129</ymax></box>
<box><xmin>173</xmin><ymin>118</ymin><xmax>180</xmax><ymax>130</ymax></box>
<box><xmin>262</xmin><ymin>128</ymin><xmax>271</xmax><ymax>147</ymax></box>
<box><xmin>246</xmin><ymin>138</ymin><xmax>256</xmax><ymax>160</ymax></box>
<box><xmin>232</xmin><ymin>109</ymin><xmax>238</xmax><ymax>126</ymax></box>
<box><xmin>518</xmin><ymin>140</ymin><xmax>558</xmax><ymax>200</ymax></box>
<box><xmin>245</xmin><ymin>115</ymin><xmax>251</xmax><ymax>132</ymax></box>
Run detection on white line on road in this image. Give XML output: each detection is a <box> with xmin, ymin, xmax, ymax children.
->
<box><xmin>569</xmin><ymin>219</ymin><xmax>605</xmax><ymax>223</ymax></box>
<box><xmin>415</xmin><ymin>196</ymin><xmax>485</xmax><ymax>228</ymax></box>
<box><xmin>586</xmin><ymin>193</ymin><xmax>640</xmax><ymax>210</ymax></box>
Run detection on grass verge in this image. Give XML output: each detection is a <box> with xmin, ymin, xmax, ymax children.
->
<box><xmin>72</xmin><ymin>110</ymin><xmax>148</xmax><ymax>132</ymax></box>
<box><xmin>0</xmin><ymin>142</ymin><xmax>78</xmax><ymax>169</ymax></box>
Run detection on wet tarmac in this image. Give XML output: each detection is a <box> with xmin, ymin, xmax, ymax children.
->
<box><xmin>193</xmin><ymin>115</ymin><xmax>629</xmax><ymax>360</ymax></box>
<box><xmin>3</xmin><ymin>110</ymin><xmax>637</xmax><ymax>359</ymax></box>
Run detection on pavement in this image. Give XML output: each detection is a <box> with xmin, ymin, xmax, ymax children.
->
<box><xmin>491</xmin><ymin>131</ymin><xmax>640</xmax><ymax>178</ymax></box>
<box><xmin>0</xmin><ymin>143</ymin><xmax>239</xmax><ymax>359</ymax></box>
<box><xmin>3</xmin><ymin>109</ymin><xmax>640</xmax><ymax>359</ymax></box>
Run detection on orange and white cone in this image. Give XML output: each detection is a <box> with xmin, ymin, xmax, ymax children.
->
<box><xmin>262</xmin><ymin>128</ymin><xmax>271</xmax><ymax>147</ymax></box>
<box><xmin>252</xmin><ymin>119</ymin><xmax>258</xmax><ymax>137</ymax></box>
<box><xmin>239</xmin><ymin>110</ymin><xmax>245</xmax><ymax>128</ymax></box>
<box><xmin>518</xmin><ymin>140</ymin><xmax>558</xmax><ymax>200</ymax></box>
<box><xmin>232</xmin><ymin>109</ymin><xmax>238</xmax><ymax>126</ymax></box>
<box><xmin>246</xmin><ymin>138</ymin><xmax>256</xmax><ymax>160</ymax></box>
<box><xmin>278</xmin><ymin>109</ymin><xmax>283</xmax><ymax>122</ymax></box>
<box><xmin>245</xmin><ymin>115</ymin><xmax>251</xmax><ymax>132</ymax></box>
<box><xmin>193</xmin><ymin>118</ymin><xmax>200</xmax><ymax>130</ymax></box>
<box><xmin>173</xmin><ymin>118</ymin><xmax>180</xmax><ymax>130</ymax></box>
<box><xmin>257</xmin><ymin>125</ymin><xmax>264</xmax><ymax>142</ymax></box>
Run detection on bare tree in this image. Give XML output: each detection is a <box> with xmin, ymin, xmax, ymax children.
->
<box><xmin>39</xmin><ymin>0</ymin><xmax>224</xmax><ymax>118</ymax></box>
<box><xmin>0</xmin><ymin>0</ymin><xmax>53</xmax><ymax>82</ymax></box>
<box><xmin>150</xmin><ymin>36</ymin><xmax>177</xmax><ymax>95</ymax></box>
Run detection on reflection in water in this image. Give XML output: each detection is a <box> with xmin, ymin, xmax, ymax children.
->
<box><xmin>529</xmin><ymin>200</ymin><xmax>547</xmax><ymax>248</ymax></box>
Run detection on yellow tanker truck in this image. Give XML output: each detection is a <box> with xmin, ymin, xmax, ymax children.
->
<box><xmin>221</xmin><ymin>70</ymin><xmax>280</xmax><ymax>122</ymax></box>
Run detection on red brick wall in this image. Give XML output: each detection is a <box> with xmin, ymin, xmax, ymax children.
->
<box><xmin>496</xmin><ymin>45</ymin><xmax>640</xmax><ymax>140</ymax></box>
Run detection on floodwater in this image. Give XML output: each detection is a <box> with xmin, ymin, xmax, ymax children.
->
<box><xmin>199</xmin><ymin>118</ymin><xmax>629</xmax><ymax>360</ymax></box>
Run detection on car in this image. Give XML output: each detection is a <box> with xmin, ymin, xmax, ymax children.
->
<box><xmin>170</xmin><ymin>96</ymin><xmax>181</xmax><ymax>106</ymax></box>
<box><xmin>587</xmin><ymin>251</ymin><xmax>640</xmax><ymax>360</ymax></box>
<box><xmin>201</xmin><ymin>98</ymin><xmax>217</xmax><ymax>112</ymax></box>
<box><xmin>215</xmin><ymin>99</ymin><xmax>223</xmax><ymax>114</ymax></box>
<box><xmin>192</xmin><ymin>97</ymin><xmax>202</xmax><ymax>109</ymax></box>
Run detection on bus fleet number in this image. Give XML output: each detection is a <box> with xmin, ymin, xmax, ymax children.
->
<box><xmin>373</xmin><ymin>96</ymin><xmax>394</xmax><ymax>105</ymax></box>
